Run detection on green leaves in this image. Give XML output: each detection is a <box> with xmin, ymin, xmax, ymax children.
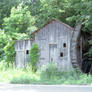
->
<box><xmin>0</xmin><ymin>0</ymin><xmax>92</xmax><ymax>67</ymax></box>
<box><xmin>3</xmin><ymin>4</ymin><xmax>35</xmax><ymax>35</ymax></box>
<box><xmin>0</xmin><ymin>30</ymin><xmax>8</xmax><ymax>60</ymax></box>
<box><xmin>0</xmin><ymin>2</ymin><xmax>36</xmax><ymax>63</ymax></box>
<box><xmin>3</xmin><ymin>39</ymin><xmax>15</xmax><ymax>64</ymax></box>
<box><xmin>29</xmin><ymin>43</ymin><xmax>39</xmax><ymax>72</ymax></box>
<box><xmin>0</xmin><ymin>0</ymin><xmax>21</xmax><ymax>28</ymax></box>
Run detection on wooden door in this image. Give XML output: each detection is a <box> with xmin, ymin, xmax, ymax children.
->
<box><xmin>49</xmin><ymin>44</ymin><xmax>57</xmax><ymax>62</ymax></box>
<box><xmin>16</xmin><ymin>51</ymin><xmax>25</xmax><ymax>67</ymax></box>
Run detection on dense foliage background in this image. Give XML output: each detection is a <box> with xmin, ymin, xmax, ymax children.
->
<box><xmin>0</xmin><ymin>0</ymin><xmax>92</xmax><ymax>72</ymax></box>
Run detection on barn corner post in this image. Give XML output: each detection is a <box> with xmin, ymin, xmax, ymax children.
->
<box><xmin>70</xmin><ymin>22</ymin><xmax>82</xmax><ymax>72</ymax></box>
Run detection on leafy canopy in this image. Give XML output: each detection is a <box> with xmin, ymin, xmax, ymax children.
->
<box><xmin>3</xmin><ymin>4</ymin><xmax>36</xmax><ymax>35</ymax></box>
<box><xmin>0</xmin><ymin>0</ymin><xmax>22</xmax><ymax>28</ymax></box>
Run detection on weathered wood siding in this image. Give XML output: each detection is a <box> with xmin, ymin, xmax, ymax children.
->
<box><xmin>34</xmin><ymin>20</ymin><xmax>73</xmax><ymax>70</ymax></box>
<box><xmin>14</xmin><ymin>40</ymin><xmax>33</xmax><ymax>67</ymax></box>
<box><xmin>14</xmin><ymin>20</ymin><xmax>76</xmax><ymax>70</ymax></box>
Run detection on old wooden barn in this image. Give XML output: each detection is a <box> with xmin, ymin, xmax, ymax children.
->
<box><xmin>14</xmin><ymin>19</ymin><xmax>82</xmax><ymax>70</ymax></box>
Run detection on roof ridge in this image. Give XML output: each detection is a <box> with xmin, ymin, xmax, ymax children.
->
<box><xmin>31</xmin><ymin>19</ymin><xmax>74</xmax><ymax>35</ymax></box>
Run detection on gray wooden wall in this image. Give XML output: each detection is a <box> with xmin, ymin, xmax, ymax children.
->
<box><xmin>15</xmin><ymin>20</ymin><xmax>75</xmax><ymax>70</ymax></box>
<box><xmin>14</xmin><ymin>40</ymin><xmax>33</xmax><ymax>67</ymax></box>
<box><xmin>34</xmin><ymin>20</ymin><xmax>73</xmax><ymax>70</ymax></box>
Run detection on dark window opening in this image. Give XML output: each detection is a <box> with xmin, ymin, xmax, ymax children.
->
<box><xmin>26</xmin><ymin>50</ymin><xmax>29</xmax><ymax>54</ymax></box>
<box><xmin>60</xmin><ymin>52</ymin><xmax>63</xmax><ymax>57</ymax></box>
<box><xmin>63</xmin><ymin>43</ymin><xmax>66</xmax><ymax>48</ymax></box>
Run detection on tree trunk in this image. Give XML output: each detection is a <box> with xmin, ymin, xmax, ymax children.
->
<box><xmin>70</xmin><ymin>23</ymin><xmax>82</xmax><ymax>69</ymax></box>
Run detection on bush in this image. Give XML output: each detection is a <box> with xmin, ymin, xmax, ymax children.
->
<box><xmin>29</xmin><ymin>43</ymin><xmax>39</xmax><ymax>72</ymax></box>
<box><xmin>10</xmin><ymin>75</ymin><xmax>31</xmax><ymax>84</ymax></box>
<box><xmin>3</xmin><ymin>39</ymin><xmax>15</xmax><ymax>65</ymax></box>
<box><xmin>41</xmin><ymin>62</ymin><xmax>59</xmax><ymax>80</ymax></box>
<box><xmin>0</xmin><ymin>30</ymin><xmax>8</xmax><ymax>60</ymax></box>
<box><xmin>40</xmin><ymin>62</ymin><xmax>82</xmax><ymax>82</ymax></box>
<box><xmin>0</xmin><ymin>62</ymin><xmax>92</xmax><ymax>85</ymax></box>
<box><xmin>0</xmin><ymin>60</ymin><xmax>8</xmax><ymax>71</ymax></box>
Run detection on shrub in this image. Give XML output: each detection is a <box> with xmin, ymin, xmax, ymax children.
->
<box><xmin>10</xmin><ymin>75</ymin><xmax>31</xmax><ymax>84</ymax></box>
<box><xmin>41</xmin><ymin>62</ymin><xmax>59</xmax><ymax>79</ymax></box>
<box><xmin>0</xmin><ymin>60</ymin><xmax>8</xmax><ymax>71</ymax></box>
<box><xmin>0</xmin><ymin>30</ymin><xmax>8</xmax><ymax>60</ymax></box>
<box><xmin>40</xmin><ymin>62</ymin><xmax>82</xmax><ymax>81</ymax></box>
<box><xmin>3</xmin><ymin>39</ymin><xmax>15</xmax><ymax>66</ymax></box>
<box><xmin>29</xmin><ymin>43</ymin><xmax>39</xmax><ymax>72</ymax></box>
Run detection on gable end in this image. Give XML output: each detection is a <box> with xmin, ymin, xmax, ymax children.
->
<box><xmin>31</xmin><ymin>19</ymin><xmax>74</xmax><ymax>35</ymax></box>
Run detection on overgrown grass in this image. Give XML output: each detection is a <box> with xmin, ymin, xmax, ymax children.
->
<box><xmin>0</xmin><ymin>61</ymin><xmax>92</xmax><ymax>85</ymax></box>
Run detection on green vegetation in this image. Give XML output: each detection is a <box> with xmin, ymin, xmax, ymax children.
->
<box><xmin>41</xmin><ymin>62</ymin><xmax>58</xmax><ymax>79</ymax></box>
<box><xmin>30</xmin><ymin>43</ymin><xmax>39</xmax><ymax>72</ymax></box>
<box><xmin>0</xmin><ymin>3</ymin><xmax>36</xmax><ymax>64</ymax></box>
<box><xmin>3</xmin><ymin>4</ymin><xmax>36</xmax><ymax>36</ymax></box>
<box><xmin>0</xmin><ymin>0</ymin><xmax>92</xmax><ymax>84</ymax></box>
<box><xmin>4</xmin><ymin>39</ymin><xmax>15</xmax><ymax>65</ymax></box>
<box><xmin>0</xmin><ymin>30</ymin><xmax>8</xmax><ymax>60</ymax></box>
<box><xmin>0</xmin><ymin>0</ymin><xmax>92</xmax><ymax>67</ymax></box>
<box><xmin>0</xmin><ymin>0</ymin><xmax>22</xmax><ymax>28</ymax></box>
<box><xmin>0</xmin><ymin>61</ymin><xmax>92</xmax><ymax>84</ymax></box>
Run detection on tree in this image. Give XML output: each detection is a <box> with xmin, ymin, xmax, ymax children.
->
<box><xmin>3</xmin><ymin>39</ymin><xmax>15</xmax><ymax>65</ymax></box>
<box><xmin>0</xmin><ymin>0</ymin><xmax>92</xmax><ymax>71</ymax></box>
<box><xmin>0</xmin><ymin>29</ymin><xmax>8</xmax><ymax>60</ymax></box>
<box><xmin>0</xmin><ymin>0</ymin><xmax>21</xmax><ymax>28</ymax></box>
<box><xmin>3</xmin><ymin>4</ymin><xmax>36</xmax><ymax>37</ymax></box>
<box><xmin>32</xmin><ymin>0</ymin><xmax>62</xmax><ymax>28</ymax></box>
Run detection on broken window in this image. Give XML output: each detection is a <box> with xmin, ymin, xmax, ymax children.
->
<box><xmin>26</xmin><ymin>50</ymin><xmax>29</xmax><ymax>54</ymax></box>
<box><xmin>60</xmin><ymin>52</ymin><xmax>63</xmax><ymax>57</ymax></box>
<box><xmin>63</xmin><ymin>43</ymin><xmax>66</xmax><ymax>48</ymax></box>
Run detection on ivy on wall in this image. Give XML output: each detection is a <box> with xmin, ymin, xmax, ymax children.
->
<box><xmin>29</xmin><ymin>43</ymin><xmax>39</xmax><ymax>72</ymax></box>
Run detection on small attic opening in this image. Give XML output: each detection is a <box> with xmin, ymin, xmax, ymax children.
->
<box><xmin>26</xmin><ymin>50</ymin><xmax>29</xmax><ymax>55</ymax></box>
